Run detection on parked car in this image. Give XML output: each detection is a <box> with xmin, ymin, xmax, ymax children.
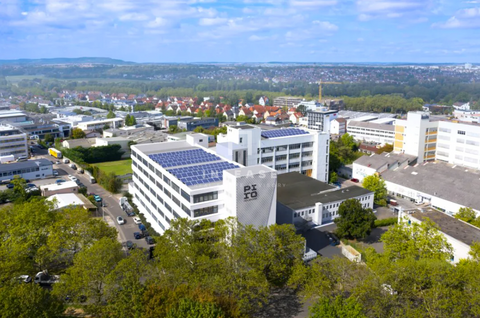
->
<box><xmin>6</xmin><ymin>183</ymin><xmax>14</xmax><ymax>189</ymax></box>
<box><xmin>133</xmin><ymin>217</ymin><xmax>142</xmax><ymax>225</ymax></box>
<box><xmin>126</xmin><ymin>241</ymin><xmax>136</xmax><ymax>250</ymax></box>
<box><xmin>350</xmin><ymin>178</ymin><xmax>359</xmax><ymax>183</ymax></box>
<box><xmin>68</xmin><ymin>175</ymin><xmax>77</xmax><ymax>182</ymax></box>
<box><xmin>94</xmin><ymin>195</ymin><xmax>102</xmax><ymax>202</ymax></box>
<box><xmin>69</xmin><ymin>164</ymin><xmax>77</xmax><ymax>170</ymax></box>
<box><xmin>125</xmin><ymin>209</ymin><xmax>135</xmax><ymax>217</ymax></box>
<box><xmin>145</xmin><ymin>236</ymin><xmax>155</xmax><ymax>245</ymax></box>
<box><xmin>55</xmin><ymin>160</ymin><xmax>60</xmax><ymax>164</ymax></box>
<box><xmin>56</xmin><ymin>179</ymin><xmax>66</xmax><ymax>184</ymax></box>
<box><xmin>133</xmin><ymin>232</ymin><xmax>143</xmax><ymax>239</ymax></box>
<box><xmin>53</xmin><ymin>170</ymin><xmax>59</xmax><ymax>176</ymax></box>
<box><xmin>116</xmin><ymin>216</ymin><xmax>125</xmax><ymax>225</ymax></box>
<box><xmin>78</xmin><ymin>169</ymin><xmax>84</xmax><ymax>174</ymax></box>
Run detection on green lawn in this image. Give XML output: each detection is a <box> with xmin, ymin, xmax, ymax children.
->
<box><xmin>93</xmin><ymin>159</ymin><xmax>132</xmax><ymax>176</ymax></box>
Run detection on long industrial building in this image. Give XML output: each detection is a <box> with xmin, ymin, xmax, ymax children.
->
<box><xmin>216</xmin><ymin>124</ymin><xmax>330</xmax><ymax>182</ymax></box>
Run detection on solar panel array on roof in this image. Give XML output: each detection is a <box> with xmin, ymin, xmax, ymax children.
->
<box><xmin>261</xmin><ymin>128</ymin><xmax>309</xmax><ymax>139</ymax></box>
<box><xmin>169</xmin><ymin>162</ymin><xmax>239</xmax><ymax>186</ymax></box>
<box><xmin>148</xmin><ymin>149</ymin><xmax>221</xmax><ymax>168</ymax></box>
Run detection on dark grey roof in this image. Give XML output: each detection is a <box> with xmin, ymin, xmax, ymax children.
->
<box><xmin>277</xmin><ymin>172</ymin><xmax>373</xmax><ymax>210</ymax></box>
<box><xmin>382</xmin><ymin>161</ymin><xmax>480</xmax><ymax>210</ymax></box>
<box><xmin>0</xmin><ymin>159</ymin><xmax>52</xmax><ymax>173</ymax></box>
<box><xmin>348</xmin><ymin>121</ymin><xmax>395</xmax><ymax>131</ymax></box>
<box><xmin>354</xmin><ymin>153</ymin><xmax>417</xmax><ymax>170</ymax></box>
<box><xmin>409</xmin><ymin>208</ymin><xmax>480</xmax><ymax>246</ymax></box>
<box><xmin>229</xmin><ymin>124</ymin><xmax>255</xmax><ymax>130</ymax></box>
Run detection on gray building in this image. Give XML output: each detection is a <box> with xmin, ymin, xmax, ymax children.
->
<box><xmin>276</xmin><ymin>172</ymin><xmax>374</xmax><ymax>227</ymax></box>
<box><xmin>0</xmin><ymin>159</ymin><xmax>53</xmax><ymax>181</ymax></box>
<box><xmin>177</xmin><ymin>117</ymin><xmax>219</xmax><ymax>131</ymax></box>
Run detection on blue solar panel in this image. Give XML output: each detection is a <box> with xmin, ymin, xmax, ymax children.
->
<box><xmin>169</xmin><ymin>162</ymin><xmax>240</xmax><ymax>186</ymax></box>
<box><xmin>148</xmin><ymin>148</ymin><xmax>221</xmax><ymax>168</ymax></box>
<box><xmin>261</xmin><ymin>128</ymin><xmax>309</xmax><ymax>139</ymax></box>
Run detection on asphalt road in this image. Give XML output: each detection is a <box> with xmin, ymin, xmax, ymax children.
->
<box><xmin>34</xmin><ymin>151</ymin><xmax>149</xmax><ymax>249</ymax></box>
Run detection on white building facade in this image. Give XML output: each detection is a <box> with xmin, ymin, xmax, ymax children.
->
<box><xmin>130</xmin><ymin>141</ymin><xmax>277</xmax><ymax>235</ymax></box>
<box><xmin>0</xmin><ymin>125</ymin><xmax>28</xmax><ymax>159</ymax></box>
<box><xmin>347</xmin><ymin>121</ymin><xmax>395</xmax><ymax>145</ymax></box>
<box><xmin>216</xmin><ymin>125</ymin><xmax>329</xmax><ymax>182</ymax></box>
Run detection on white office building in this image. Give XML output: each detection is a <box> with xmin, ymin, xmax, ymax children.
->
<box><xmin>277</xmin><ymin>172</ymin><xmax>374</xmax><ymax>227</ymax></box>
<box><xmin>0</xmin><ymin>159</ymin><xmax>53</xmax><ymax>182</ymax></box>
<box><xmin>76</xmin><ymin>118</ymin><xmax>123</xmax><ymax>131</ymax></box>
<box><xmin>306</xmin><ymin>108</ymin><xmax>338</xmax><ymax>132</ymax></box>
<box><xmin>0</xmin><ymin>125</ymin><xmax>28</xmax><ymax>159</ymax></box>
<box><xmin>347</xmin><ymin>121</ymin><xmax>395</xmax><ymax>145</ymax></box>
<box><xmin>130</xmin><ymin>141</ymin><xmax>277</xmax><ymax>235</ymax></box>
<box><xmin>395</xmin><ymin>111</ymin><xmax>480</xmax><ymax>169</ymax></box>
<box><xmin>216</xmin><ymin>124</ymin><xmax>329</xmax><ymax>182</ymax></box>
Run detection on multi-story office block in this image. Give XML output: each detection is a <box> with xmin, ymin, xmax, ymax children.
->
<box><xmin>130</xmin><ymin>141</ymin><xmax>277</xmax><ymax>235</ymax></box>
<box><xmin>347</xmin><ymin>121</ymin><xmax>395</xmax><ymax>145</ymax></box>
<box><xmin>306</xmin><ymin>108</ymin><xmax>338</xmax><ymax>132</ymax></box>
<box><xmin>395</xmin><ymin>111</ymin><xmax>480</xmax><ymax>169</ymax></box>
<box><xmin>0</xmin><ymin>125</ymin><xmax>28</xmax><ymax>159</ymax></box>
<box><xmin>216</xmin><ymin>124</ymin><xmax>329</xmax><ymax>182</ymax></box>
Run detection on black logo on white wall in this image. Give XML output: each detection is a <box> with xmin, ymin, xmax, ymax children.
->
<box><xmin>244</xmin><ymin>184</ymin><xmax>258</xmax><ymax>201</ymax></box>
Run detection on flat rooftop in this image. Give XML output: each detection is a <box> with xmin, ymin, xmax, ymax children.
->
<box><xmin>0</xmin><ymin>159</ymin><xmax>51</xmax><ymax>174</ymax></box>
<box><xmin>382</xmin><ymin>161</ymin><xmax>480</xmax><ymax>210</ymax></box>
<box><xmin>348</xmin><ymin>120</ymin><xmax>395</xmax><ymax>131</ymax></box>
<box><xmin>277</xmin><ymin>172</ymin><xmax>373</xmax><ymax>210</ymax></box>
<box><xmin>354</xmin><ymin>153</ymin><xmax>417</xmax><ymax>170</ymax></box>
<box><xmin>40</xmin><ymin>181</ymin><xmax>78</xmax><ymax>191</ymax></box>
<box><xmin>409</xmin><ymin>208</ymin><xmax>480</xmax><ymax>246</ymax></box>
<box><xmin>135</xmin><ymin>142</ymin><xmax>241</xmax><ymax>188</ymax></box>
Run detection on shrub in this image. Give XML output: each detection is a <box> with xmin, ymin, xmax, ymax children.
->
<box><xmin>374</xmin><ymin>217</ymin><xmax>398</xmax><ymax>228</ymax></box>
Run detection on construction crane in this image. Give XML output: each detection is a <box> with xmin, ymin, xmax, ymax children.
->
<box><xmin>317</xmin><ymin>80</ymin><xmax>342</xmax><ymax>103</ymax></box>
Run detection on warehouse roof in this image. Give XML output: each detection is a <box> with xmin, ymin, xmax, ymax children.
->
<box><xmin>383</xmin><ymin>161</ymin><xmax>480</xmax><ymax>211</ymax></box>
<box><xmin>409</xmin><ymin>208</ymin><xmax>480</xmax><ymax>246</ymax></box>
<box><xmin>277</xmin><ymin>172</ymin><xmax>373</xmax><ymax>210</ymax></box>
<box><xmin>354</xmin><ymin>153</ymin><xmax>417</xmax><ymax>170</ymax></box>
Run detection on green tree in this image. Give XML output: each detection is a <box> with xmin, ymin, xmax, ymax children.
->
<box><xmin>193</xmin><ymin>126</ymin><xmax>205</xmax><ymax>133</ymax></box>
<box><xmin>455</xmin><ymin>207</ymin><xmax>477</xmax><ymax>223</ymax></box>
<box><xmin>329</xmin><ymin>171</ymin><xmax>338</xmax><ymax>183</ymax></box>
<box><xmin>0</xmin><ymin>282</ymin><xmax>64</xmax><ymax>318</ymax></box>
<box><xmin>44</xmin><ymin>133</ymin><xmax>54</xmax><ymax>143</ymax></box>
<box><xmin>166</xmin><ymin>298</ymin><xmax>226</xmax><ymax>318</ymax></box>
<box><xmin>334</xmin><ymin>199</ymin><xmax>376</xmax><ymax>239</ymax></box>
<box><xmin>53</xmin><ymin>237</ymin><xmax>123</xmax><ymax>312</ymax></box>
<box><xmin>106</xmin><ymin>110</ymin><xmax>116</xmax><ymax>118</ymax></box>
<box><xmin>362</xmin><ymin>175</ymin><xmax>387</xmax><ymax>206</ymax></box>
<box><xmin>381</xmin><ymin>217</ymin><xmax>453</xmax><ymax>261</ymax></box>
<box><xmin>376</xmin><ymin>143</ymin><xmax>393</xmax><ymax>154</ymax></box>
<box><xmin>236</xmin><ymin>115</ymin><xmax>248</xmax><ymax>122</ymax></box>
<box><xmin>71</xmin><ymin>127</ymin><xmax>86</xmax><ymax>139</ymax></box>
<box><xmin>297</xmin><ymin>104</ymin><xmax>308</xmax><ymax>115</ymax></box>
<box><xmin>309</xmin><ymin>295</ymin><xmax>366</xmax><ymax>318</ymax></box>
<box><xmin>103</xmin><ymin>249</ymin><xmax>152</xmax><ymax>318</ymax></box>
<box><xmin>340</xmin><ymin>133</ymin><xmax>357</xmax><ymax>150</ymax></box>
<box><xmin>169</xmin><ymin>125</ymin><xmax>180</xmax><ymax>133</ymax></box>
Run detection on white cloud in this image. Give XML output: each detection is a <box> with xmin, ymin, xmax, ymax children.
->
<box><xmin>146</xmin><ymin>17</ymin><xmax>167</xmax><ymax>28</ymax></box>
<box><xmin>433</xmin><ymin>7</ymin><xmax>480</xmax><ymax>28</ymax></box>
<box><xmin>119</xmin><ymin>13</ymin><xmax>150</xmax><ymax>21</ymax></box>
<box><xmin>356</xmin><ymin>0</ymin><xmax>434</xmax><ymax>20</ymax></box>
<box><xmin>290</xmin><ymin>0</ymin><xmax>337</xmax><ymax>7</ymax></box>
<box><xmin>199</xmin><ymin>17</ymin><xmax>227</xmax><ymax>26</ymax></box>
<box><xmin>312</xmin><ymin>20</ymin><xmax>338</xmax><ymax>31</ymax></box>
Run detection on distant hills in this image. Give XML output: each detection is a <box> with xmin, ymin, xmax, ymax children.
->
<box><xmin>0</xmin><ymin>57</ymin><xmax>135</xmax><ymax>65</ymax></box>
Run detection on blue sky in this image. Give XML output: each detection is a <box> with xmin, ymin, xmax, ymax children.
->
<box><xmin>0</xmin><ymin>0</ymin><xmax>479</xmax><ymax>63</ymax></box>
